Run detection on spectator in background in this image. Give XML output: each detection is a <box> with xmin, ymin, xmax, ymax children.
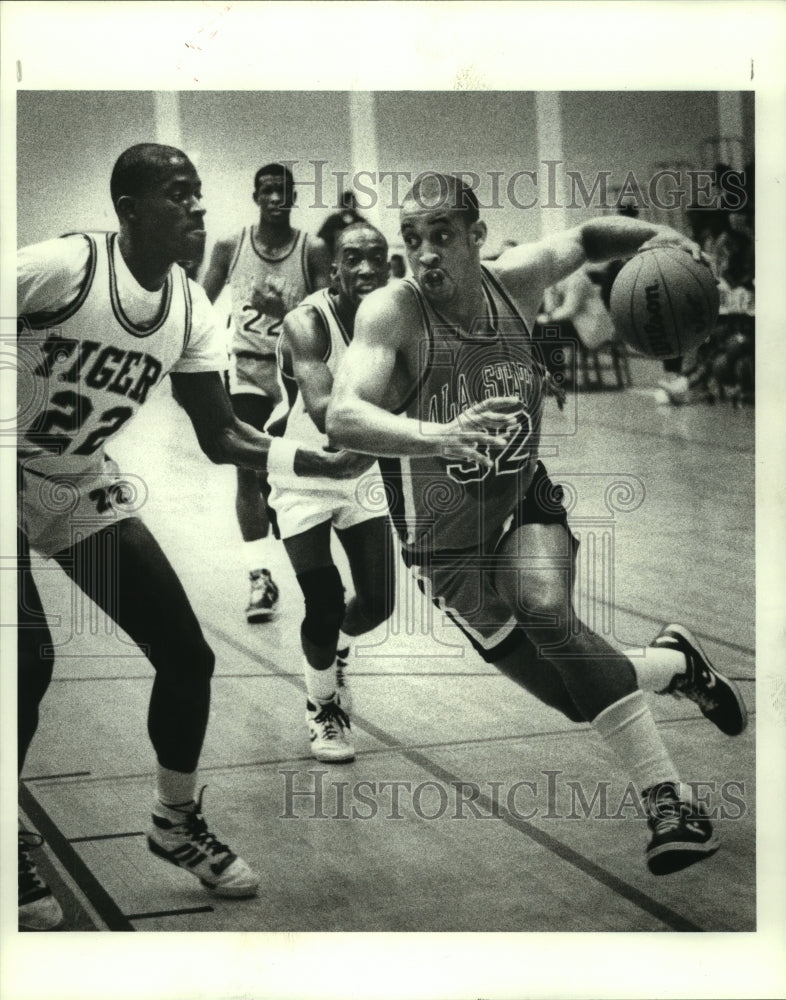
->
<box><xmin>317</xmin><ymin>190</ymin><xmax>366</xmax><ymax>257</ymax></box>
<box><xmin>660</xmin><ymin>161</ymin><xmax>755</xmax><ymax>408</ymax></box>
<box><xmin>389</xmin><ymin>253</ymin><xmax>407</xmax><ymax>279</ymax></box>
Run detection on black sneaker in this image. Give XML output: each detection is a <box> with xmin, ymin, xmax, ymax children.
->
<box><xmin>245</xmin><ymin>568</ymin><xmax>279</xmax><ymax>623</ymax></box>
<box><xmin>651</xmin><ymin>624</ymin><xmax>748</xmax><ymax>736</ymax></box>
<box><xmin>18</xmin><ymin>831</ymin><xmax>64</xmax><ymax>930</ymax></box>
<box><xmin>644</xmin><ymin>783</ymin><xmax>720</xmax><ymax>875</ymax></box>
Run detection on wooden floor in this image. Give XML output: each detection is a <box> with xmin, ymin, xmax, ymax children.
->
<box><xmin>20</xmin><ymin>359</ymin><xmax>756</xmax><ymax>934</ymax></box>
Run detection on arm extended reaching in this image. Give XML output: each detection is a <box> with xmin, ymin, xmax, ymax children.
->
<box><xmin>493</xmin><ymin>215</ymin><xmax>705</xmax><ymax>319</ymax></box>
<box><xmin>170</xmin><ymin>370</ymin><xmax>373</xmax><ymax>479</ymax></box>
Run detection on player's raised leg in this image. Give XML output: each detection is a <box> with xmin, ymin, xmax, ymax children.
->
<box><xmin>496</xmin><ymin>521</ymin><xmax>719</xmax><ymax>875</ymax></box>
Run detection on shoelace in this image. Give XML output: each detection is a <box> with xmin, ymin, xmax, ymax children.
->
<box><xmin>18</xmin><ymin>833</ymin><xmax>47</xmax><ymax>895</ymax></box>
<box><xmin>671</xmin><ymin>675</ymin><xmax>718</xmax><ymax>712</ymax></box>
<box><xmin>177</xmin><ymin>788</ymin><xmax>231</xmax><ymax>858</ymax></box>
<box><xmin>314</xmin><ymin>701</ymin><xmax>349</xmax><ymax>740</ymax></box>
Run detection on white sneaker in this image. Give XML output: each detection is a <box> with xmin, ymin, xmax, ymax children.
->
<box><xmin>307</xmin><ymin>698</ymin><xmax>355</xmax><ymax>762</ymax></box>
<box><xmin>245</xmin><ymin>568</ymin><xmax>279</xmax><ymax>623</ymax></box>
<box><xmin>335</xmin><ymin>643</ymin><xmax>353</xmax><ymax>714</ymax></box>
<box><xmin>18</xmin><ymin>831</ymin><xmax>65</xmax><ymax>930</ymax></box>
<box><xmin>147</xmin><ymin>788</ymin><xmax>259</xmax><ymax>898</ymax></box>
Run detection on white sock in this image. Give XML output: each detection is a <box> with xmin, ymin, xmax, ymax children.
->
<box><xmin>245</xmin><ymin>538</ymin><xmax>274</xmax><ymax>574</ymax></box>
<box><xmin>305</xmin><ymin>659</ymin><xmax>337</xmax><ymax>704</ymax></box>
<box><xmin>156</xmin><ymin>765</ymin><xmax>197</xmax><ymax>809</ymax></box>
<box><xmin>624</xmin><ymin>646</ymin><xmax>686</xmax><ymax>692</ymax></box>
<box><xmin>591</xmin><ymin>690</ymin><xmax>680</xmax><ymax>794</ymax></box>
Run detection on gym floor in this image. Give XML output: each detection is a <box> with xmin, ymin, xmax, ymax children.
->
<box><xmin>18</xmin><ymin>356</ymin><xmax>758</xmax><ymax>935</ymax></box>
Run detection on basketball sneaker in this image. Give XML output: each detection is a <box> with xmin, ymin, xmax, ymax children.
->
<box><xmin>335</xmin><ymin>643</ymin><xmax>353</xmax><ymax>715</ymax></box>
<box><xmin>147</xmin><ymin>787</ymin><xmax>259</xmax><ymax>898</ymax></box>
<box><xmin>245</xmin><ymin>568</ymin><xmax>279</xmax><ymax>623</ymax></box>
<box><xmin>643</xmin><ymin>782</ymin><xmax>719</xmax><ymax>875</ymax></box>
<box><xmin>18</xmin><ymin>831</ymin><xmax>65</xmax><ymax>931</ymax></box>
<box><xmin>307</xmin><ymin>698</ymin><xmax>355</xmax><ymax>762</ymax></box>
<box><xmin>651</xmin><ymin>624</ymin><xmax>748</xmax><ymax>736</ymax></box>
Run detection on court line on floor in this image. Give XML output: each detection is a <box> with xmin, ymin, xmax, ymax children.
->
<box><xmin>205</xmin><ymin>621</ymin><xmax>717</xmax><ymax>931</ymax></box>
<box><xmin>128</xmin><ymin>906</ymin><xmax>215</xmax><ymax>921</ymax></box>
<box><xmin>24</xmin><ymin>700</ymin><xmax>755</xmax><ymax>789</ymax></box>
<box><xmin>597</xmin><ymin>603</ymin><xmax>755</xmax><ymax>658</ymax></box>
<box><xmin>19</xmin><ymin>782</ymin><xmax>134</xmax><ymax>932</ymax></box>
<box><xmin>49</xmin><ymin>670</ymin><xmax>502</xmax><ymax>683</ymax></box>
<box><xmin>20</xmin><ymin>624</ymin><xmax>747</xmax><ymax>931</ymax></box>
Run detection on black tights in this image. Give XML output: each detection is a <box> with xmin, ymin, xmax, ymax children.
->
<box><xmin>18</xmin><ymin>518</ymin><xmax>215</xmax><ymax>776</ymax></box>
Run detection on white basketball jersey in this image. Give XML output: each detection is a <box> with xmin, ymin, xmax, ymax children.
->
<box><xmin>18</xmin><ymin>232</ymin><xmax>195</xmax><ymax>470</ymax></box>
<box><xmin>280</xmin><ymin>287</ymin><xmax>352</xmax><ymax>448</ymax></box>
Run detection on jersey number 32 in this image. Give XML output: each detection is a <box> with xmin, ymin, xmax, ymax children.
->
<box><xmin>446</xmin><ymin>410</ymin><xmax>533</xmax><ymax>484</ymax></box>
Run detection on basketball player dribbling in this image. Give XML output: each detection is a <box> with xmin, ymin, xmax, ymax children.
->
<box><xmin>202</xmin><ymin>163</ymin><xmax>332</xmax><ymax>623</ymax></box>
<box><xmin>327</xmin><ymin>172</ymin><xmax>748</xmax><ymax>875</ymax></box>
<box><xmin>267</xmin><ymin>223</ymin><xmax>396</xmax><ymax>762</ymax></box>
<box><xmin>16</xmin><ymin>143</ymin><xmax>375</xmax><ymax>929</ymax></box>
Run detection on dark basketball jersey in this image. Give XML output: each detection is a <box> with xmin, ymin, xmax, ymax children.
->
<box><xmin>380</xmin><ymin>266</ymin><xmax>550</xmax><ymax>559</ymax></box>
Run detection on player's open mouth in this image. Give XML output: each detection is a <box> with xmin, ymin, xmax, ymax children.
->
<box><xmin>356</xmin><ymin>283</ymin><xmax>377</xmax><ymax>295</ymax></box>
<box><xmin>422</xmin><ymin>270</ymin><xmax>445</xmax><ymax>288</ymax></box>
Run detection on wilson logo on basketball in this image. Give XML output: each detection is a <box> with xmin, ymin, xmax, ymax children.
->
<box><xmin>643</xmin><ymin>282</ymin><xmax>671</xmax><ymax>356</ymax></box>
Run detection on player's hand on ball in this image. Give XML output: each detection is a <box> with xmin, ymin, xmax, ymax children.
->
<box><xmin>638</xmin><ymin>229</ymin><xmax>704</xmax><ymax>264</ymax></box>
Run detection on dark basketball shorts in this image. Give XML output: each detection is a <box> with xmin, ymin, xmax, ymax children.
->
<box><xmin>405</xmin><ymin>462</ymin><xmax>578</xmax><ymax>663</ymax></box>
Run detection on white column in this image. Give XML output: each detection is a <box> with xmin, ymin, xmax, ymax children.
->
<box><xmin>534</xmin><ymin>92</ymin><xmax>568</xmax><ymax>238</ymax></box>
<box><xmin>153</xmin><ymin>92</ymin><xmax>185</xmax><ymax>154</ymax></box>
<box><xmin>348</xmin><ymin>91</ymin><xmax>382</xmax><ymax>230</ymax></box>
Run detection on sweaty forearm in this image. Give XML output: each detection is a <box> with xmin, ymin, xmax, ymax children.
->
<box><xmin>327</xmin><ymin>397</ymin><xmax>444</xmax><ymax>458</ymax></box>
<box><xmin>199</xmin><ymin>420</ymin><xmax>296</xmax><ymax>473</ymax></box>
<box><xmin>208</xmin><ymin>419</ymin><xmax>368</xmax><ymax>479</ymax></box>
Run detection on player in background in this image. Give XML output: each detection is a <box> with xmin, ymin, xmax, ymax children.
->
<box><xmin>268</xmin><ymin>223</ymin><xmax>395</xmax><ymax>761</ymax></box>
<box><xmin>16</xmin><ymin>143</ymin><xmax>376</xmax><ymax>929</ymax></box>
<box><xmin>327</xmin><ymin>172</ymin><xmax>747</xmax><ymax>876</ymax></box>
<box><xmin>202</xmin><ymin>163</ymin><xmax>332</xmax><ymax>623</ymax></box>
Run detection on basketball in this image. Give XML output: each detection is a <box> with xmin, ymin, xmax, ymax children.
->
<box><xmin>609</xmin><ymin>247</ymin><xmax>719</xmax><ymax>359</ymax></box>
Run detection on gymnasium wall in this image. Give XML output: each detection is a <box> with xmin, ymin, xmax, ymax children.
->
<box><xmin>17</xmin><ymin>90</ymin><xmax>754</xmax><ymax>256</ymax></box>
<box><xmin>17</xmin><ymin>91</ymin><xmax>159</xmax><ymax>245</ymax></box>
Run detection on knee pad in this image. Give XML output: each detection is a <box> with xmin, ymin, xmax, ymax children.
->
<box><xmin>297</xmin><ymin>565</ymin><xmax>346</xmax><ymax>646</ymax></box>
